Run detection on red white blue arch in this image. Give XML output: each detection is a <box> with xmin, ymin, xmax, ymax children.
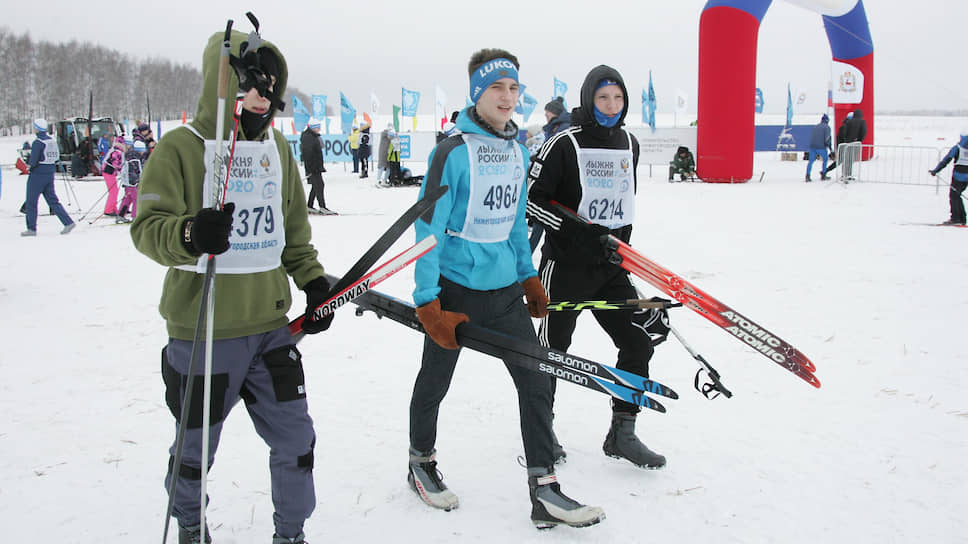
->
<box><xmin>697</xmin><ymin>0</ymin><xmax>873</xmax><ymax>182</ymax></box>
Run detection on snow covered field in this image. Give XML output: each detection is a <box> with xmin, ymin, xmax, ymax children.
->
<box><xmin>1</xmin><ymin>117</ymin><xmax>966</xmax><ymax>543</ymax></box>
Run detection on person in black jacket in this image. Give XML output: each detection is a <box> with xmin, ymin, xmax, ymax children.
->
<box><xmin>358</xmin><ymin>122</ymin><xmax>371</xmax><ymax>179</ymax></box>
<box><xmin>542</xmin><ymin>97</ymin><xmax>571</xmax><ymax>141</ymax></box>
<box><xmin>841</xmin><ymin>109</ymin><xmax>868</xmax><ymax>179</ymax></box>
<box><xmin>527</xmin><ymin>65</ymin><xmax>665</xmax><ymax>470</ymax></box>
<box><xmin>300</xmin><ymin>118</ymin><xmax>331</xmax><ymax>213</ymax></box>
<box><xmin>823</xmin><ymin>112</ymin><xmax>852</xmax><ymax>176</ymax></box>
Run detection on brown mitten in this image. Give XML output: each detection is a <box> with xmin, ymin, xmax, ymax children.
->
<box><xmin>521</xmin><ymin>276</ymin><xmax>549</xmax><ymax>318</ymax></box>
<box><xmin>415</xmin><ymin>299</ymin><xmax>470</xmax><ymax>350</ymax></box>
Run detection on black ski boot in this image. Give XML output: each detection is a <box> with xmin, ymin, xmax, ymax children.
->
<box><xmin>272</xmin><ymin>531</ymin><xmax>307</xmax><ymax>543</ymax></box>
<box><xmin>603</xmin><ymin>412</ymin><xmax>666</xmax><ymax>469</ymax></box>
<box><xmin>528</xmin><ymin>467</ymin><xmax>605</xmax><ymax>529</ymax></box>
<box><xmin>178</xmin><ymin>523</ymin><xmax>211</xmax><ymax>544</ymax></box>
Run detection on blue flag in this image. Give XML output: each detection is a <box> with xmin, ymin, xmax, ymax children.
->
<box><xmin>554</xmin><ymin>77</ymin><xmax>568</xmax><ymax>109</ymax></box>
<box><xmin>755</xmin><ymin>88</ymin><xmax>764</xmax><ymax>114</ymax></box>
<box><xmin>291</xmin><ymin>95</ymin><xmax>310</xmax><ymax>132</ymax></box>
<box><xmin>516</xmin><ymin>89</ymin><xmax>538</xmax><ymax>122</ymax></box>
<box><xmin>786</xmin><ymin>84</ymin><xmax>793</xmax><ymax>127</ymax></box>
<box><xmin>401</xmin><ymin>87</ymin><xmax>421</xmax><ymax>117</ymax></box>
<box><xmin>645</xmin><ymin>71</ymin><xmax>657</xmax><ymax>133</ymax></box>
<box><xmin>311</xmin><ymin>94</ymin><xmax>327</xmax><ymax>120</ymax></box>
<box><xmin>340</xmin><ymin>92</ymin><xmax>356</xmax><ymax>134</ymax></box>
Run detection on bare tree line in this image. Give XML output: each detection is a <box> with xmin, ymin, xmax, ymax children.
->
<box><xmin>0</xmin><ymin>27</ymin><xmax>201</xmax><ymax>136</ymax></box>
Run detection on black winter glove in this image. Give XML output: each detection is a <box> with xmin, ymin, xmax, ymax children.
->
<box><xmin>574</xmin><ymin>223</ymin><xmax>611</xmax><ymax>261</ymax></box>
<box><xmin>631</xmin><ymin>296</ymin><xmax>672</xmax><ymax>347</ymax></box>
<box><xmin>182</xmin><ymin>202</ymin><xmax>235</xmax><ymax>256</ymax></box>
<box><xmin>302</xmin><ymin>276</ymin><xmax>335</xmax><ymax>334</ymax></box>
<box><xmin>928</xmin><ymin>169</ymin><xmax>937</xmax><ymax>177</ymax></box>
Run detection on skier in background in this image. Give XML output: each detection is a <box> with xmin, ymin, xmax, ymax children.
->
<box><xmin>100</xmin><ymin>135</ymin><xmax>127</xmax><ymax>216</ymax></box>
<box><xmin>805</xmin><ymin>114</ymin><xmax>833</xmax><ymax>182</ymax></box>
<box><xmin>929</xmin><ymin>128</ymin><xmax>968</xmax><ymax>225</ymax></box>
<box><xmin>116</xmin><ymin>139</ymin><xmax>146</xmax><ymax>223</ymax></box>
<box><xmin>21</xmin><ymin>118</ymin><xmax>76</xmax><ymax>236</ymax></box>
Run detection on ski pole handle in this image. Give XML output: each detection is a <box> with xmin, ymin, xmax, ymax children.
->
<box><xmin>545</xmin><ymin>299</ymin><xmax>683</xmax><ymax>312</ymax></box>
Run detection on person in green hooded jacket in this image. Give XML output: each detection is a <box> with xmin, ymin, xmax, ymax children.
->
<box><xmin>131</xmin><ymin>25</ymin><xmax>332</xmax><ymax>544</ymax></box>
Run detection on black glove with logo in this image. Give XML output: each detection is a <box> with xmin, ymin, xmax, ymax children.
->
<box><xmin>182</xmin><ymin>202</ymin><xmax>236</xmax><ymax>256</ymax></box>
<box><xmin>631</xmin><ymin>297</ymin><xmax>672</xmax><ymax>346</ymax></box>
<box><xmin>302</xmin><ymin>276</ymin><xmax>335</xmax><ymax>334</ymax></box>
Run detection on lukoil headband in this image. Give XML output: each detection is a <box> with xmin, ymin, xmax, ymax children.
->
<box><xmin>469</xmin><ymin>58</ymin><xmax>519</xmax><ymax>104</ymax></box>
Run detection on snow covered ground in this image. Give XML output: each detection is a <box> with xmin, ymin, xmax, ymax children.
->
<box><xmin>1</xmin><ymin>117</ymin><xmax>966</xmax><ymax>543</ymax></box>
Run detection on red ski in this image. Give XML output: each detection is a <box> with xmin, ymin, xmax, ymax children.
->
<box><xmin>604</xmin><ymin>236</ymin><xmax>820</xmax><ymax>388</ymax></box>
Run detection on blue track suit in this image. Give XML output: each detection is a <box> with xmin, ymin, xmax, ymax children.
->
<box><xmin>930</xmin><ymin>135</ymin><xmax>968</xmax><ymax>223</ymax></box>
<box><xmin>806</xmin><ymin>119</ymin><xmax>832</xmax><ymax>180</ymax></box>
<box><xmin>409</xmin><ymin>107</ymin><xmax>555</xmax><ymax>468</ymax></box>
<box><xmin>24</xmin><ymin>132</ymin><xmax>74</xmax><ymax>231</ymax></box>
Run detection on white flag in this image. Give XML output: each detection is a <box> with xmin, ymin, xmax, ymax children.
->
<box><xmin>675</xmin><ymin>89</ymin><xmax>688</xmax><ymax>114</ymax></box>
<box><xmin>370</xmin><ymin>92</ymin><xmax>380</xmax><ymax>116</ymax></box>
<box><xmin>831</xmin><ymin>60</ymin><xmax>864</xmax><ymax>104</ymax></box>
<box><xmin>435</xmin><ymin>85</ymin><xmax>448</xmax><ymax>128</ymax></box>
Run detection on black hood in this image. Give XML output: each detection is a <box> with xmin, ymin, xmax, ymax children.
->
<box><xmin>570</xmin><ymin>65</ymin><xmax>629</xmax><ymax>129</ymax></box>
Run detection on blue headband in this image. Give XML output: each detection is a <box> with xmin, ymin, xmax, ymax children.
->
<box><xmin>596</xmin><ymin>78</ymin><xmax>620</xmax><ymax>91</ymax></box>
<box><xmin>469</xmin><ymin>58</ymin><xmax>519</xmax><ymax>104</ymax></box>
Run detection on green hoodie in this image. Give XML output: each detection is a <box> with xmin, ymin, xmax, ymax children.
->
<box><xmin>131</xmin><ymin>30</ymin><xmax>323</xmax><ymax>340</ymax></box>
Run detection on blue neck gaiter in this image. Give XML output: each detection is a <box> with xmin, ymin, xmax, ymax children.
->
<box><xmin>594</xmin><ymin>106</ymin><xmax>623</xmax><ymax>128</ymax></box>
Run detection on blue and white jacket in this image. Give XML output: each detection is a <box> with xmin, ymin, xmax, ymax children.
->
<box><xmin>413</xmin><ymin>107</ymin><xmax>536</xmax><ymax>306</ymax></box>
<box><xmin>932</xmin><ymin>135</ymin><xmax>968</xmax><ymax>183</ymax></box>
<box><xmin>28</xmin><ymin>132</ymin><xmax>58</xmax><ymax>176</ymax></box>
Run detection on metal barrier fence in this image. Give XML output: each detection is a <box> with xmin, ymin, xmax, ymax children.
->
<box><xmin>833</xmin><ymin>142</ymin><xmax>944</xmax><ymax>192</ymax></box>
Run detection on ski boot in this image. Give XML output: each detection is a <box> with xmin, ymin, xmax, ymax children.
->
<box><xmin>407</xmin><ymin>448</ymin><xmax>459</xmax><ymax>511</ymax></box>
<box><xmin>272</xmin><ymin>531</ymin><xmax>307</xmax><ymax>543</ymax></box>
<box><xmin>603</xmin><ymin>412</ymin><xmax>666</xmax><ymax>469</ymax></box>
<box><xmin>528</xmin><ymin>467</ymin><xmax>605</xmax><ymax>529</ymax></box>
<box><xmin>178</xmin><ymin>523</ymin><xmax>211</xmax><ymax>544</ymax></box>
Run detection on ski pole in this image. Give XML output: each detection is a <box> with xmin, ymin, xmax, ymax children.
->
<box><xmin>668</xmin><ymin>324</ymin><xmax>732</xmax><ymax>399</ymax></box>
<box><xmin>78</xmin><ymin>189</ymin><xmax>109</xmax><ymax>223</ymax></box>
<box><xmin>161</xmin><ymin>19</ymin><xmax>234</xmax><ymax>544</ymax></box>
<box><xmin>545</xmin><ymin>299</ymin><xmax>682</xmax><ymax>312</ymax></box>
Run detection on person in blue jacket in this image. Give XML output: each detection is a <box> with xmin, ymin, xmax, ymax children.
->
<box><xmin>21</xmin><ymin>119</ymin><xmax>75</xmax><ymax>236</ymax></box>
<box><xmin>929</xmin><ymin>129</ymin><xmax>968</xmax><ymax>225</ymax></box>
<box><xmin>406</xmin><ymin>47</ymin><xmax>605</xmax><ymax>530</ymax></box>
<box><xmin>805</xmin><ymin>114</ymin><xmax>833</xmax><ymax>182</ymax></box>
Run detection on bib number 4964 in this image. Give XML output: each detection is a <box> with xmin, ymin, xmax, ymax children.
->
<box><xmin>482</xmin><ymin>184</ymin><xmax>518</xmax><ymax>211</ymax></box>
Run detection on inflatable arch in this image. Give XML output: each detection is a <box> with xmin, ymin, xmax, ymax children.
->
<box><xmin>696</xmin><ymin>0</ymin><xmax>873</xmax><ymax>182</ymax></box>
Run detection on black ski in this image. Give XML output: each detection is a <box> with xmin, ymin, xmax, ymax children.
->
<box><xmin>340</xmin><ymin>280</ymin><xmax>677</xmax><ymax>412</ymax></box>
<box><xmin>292</xmin><ymin>184</ymin><xmax>448</xmax><ymax>334</ymax></box>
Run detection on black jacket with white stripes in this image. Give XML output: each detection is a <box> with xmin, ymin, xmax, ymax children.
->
<box><xmin>526</xmin><ymin>64</ymin><xmax>640</xmax><ymax>264</ymax></box>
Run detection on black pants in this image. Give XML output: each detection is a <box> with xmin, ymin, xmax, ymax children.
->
<box><xmin>409</xmin><ymin>276</ymin><xmax>555</xmax><ymax>468</ymax></box>
<box><xmin>537</xmin><ymin>258</ymin><xmax>654</xmax><ymax>414</ymax></box>
<box><xmin>306</xmin><ymin>172</ymin><xmax>325</xmax><ymax>209</ymax></box>
<box><xmin>359</xmin><ymin>151</ymin><xmax>369</xmax><ymax>177</ymax></box>
<box><xmin>951</xmin><ymin>180</ymin><xmax>968</xmax><ymax>223</ymax></box>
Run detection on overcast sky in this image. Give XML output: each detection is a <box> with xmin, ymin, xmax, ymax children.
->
<box><xmin>6</xmin><ymin>0</ymin><xmax>965</xmax><ymax>117</ymax></box>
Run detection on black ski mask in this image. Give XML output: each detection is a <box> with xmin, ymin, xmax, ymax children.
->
<box><xmin>229</xmin><ymin>24</ymin><xmax>285</xmax><ymax>113</ymax></box>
